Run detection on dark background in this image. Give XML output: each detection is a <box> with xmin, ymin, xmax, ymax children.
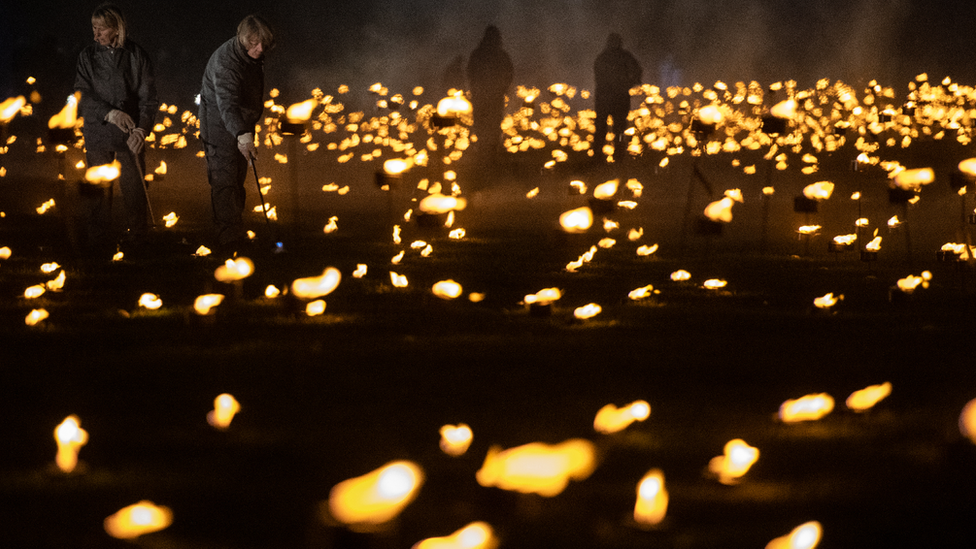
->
<box><xmin>3</xmin><ymin>0</ymin><xmax>976</xmax><ymax>115</ymax></box>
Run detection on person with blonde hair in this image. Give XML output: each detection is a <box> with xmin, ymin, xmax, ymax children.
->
<box><xmin>199</xmin><ymin>14</ymin><xmax>275</xmax><ymax>255</ymax></box>
<box><xmin>74</xmin><ymin>3</ymin><xmax>158</xmax><ymax>257</ymax></box>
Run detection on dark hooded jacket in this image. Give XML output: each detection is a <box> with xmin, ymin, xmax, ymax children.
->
<box><xmin>74</xmin><ymin>40</ymin><xmax>158</xmax><ymax>142</ymax></box>
<box><xmin>199</xmin><ymin>37</ymin><xmax>265</xmax><ymax>149</ymax></box>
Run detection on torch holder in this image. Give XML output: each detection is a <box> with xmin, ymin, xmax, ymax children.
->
<box><xmin>279</xmin><ymin>121</ymin><xmax>306</xmax><ymax>136</ymax></box>
<box><xmin>793</xmin><ymin>196</ymin><xmax>818</xmax><ymax>213</ymax></box>
<box><xmin>695</xmin><ymin>217</ymin><xmax>723</xmax><ymax>236</ymax></box>
<box><xmin>587</xmin><ymin>197</ymin><xmax>615</xmax><ymax>216</ymax></box>
<box><xmin>375</xmin><ymin>171</ymin><xmax>402</xmax><ymax>190</ymax></box>
<box><xmin>414</xmin><ymin>212</ymin><xmax>447</xmax><ymax>230</ymax></box>
<box><xmin>47</xmin><ymin>127</ymin><xmax>78</xmax><ymax>145</ymax></box>
<box><xmin>828</xmin><ymin>241</ymin><xmax>854</xmax><ymax>253</ymax></box>
<box><xmin>761</xmin><ymin>116</ymin><xmax>787</xmax><ymax>136</ymax></box>
<box><xmin>937</xmin><ymin>250</ymin><xmax>962</xmax><ymax>262</ymax></box>
<box><xmin>888</xmin><ymin>188</ymin><xmax>916</xmax><ymax>204</ymax></box>
<box><xmin>528</xmin><ymin>302</ymin><xmax>552</xmax><ymax>318</ymax></box>
<box><xmin>430</xmin><ymin>115</ymin><xmax>457</xmax><ymax>129</ymax></box>
<box><xmin>968</xmin><ymin>214</ymin><xmax>976</xmax><ymax>225</ymax></box>
<box><xmin>690</xmin><ymin>119</ymin><xmax>715</xmax><ymax>139</ymax></box>
<box><xmin>860</xmin><ymin>250</ymin><xmax>878</xmax><ymax>262</ymax></box>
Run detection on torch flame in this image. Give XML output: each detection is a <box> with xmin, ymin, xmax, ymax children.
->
<box><xmin>958</xmin><ymin>158</ymin><xmax>976</xmax><ymax>178</ymax></box>
<box><xmin>54</xmin><ymin>415</ymin><xmax>88</xmax><ymax>473</ymax></box>
<box><xmin>0</xmin><ymin>96</ymin><xmax>26</xmax><ymax>123</ymax></box>
<box><xmin>420</xmin><ymin>193</ymin><xmax>467</xmax><ymax>214</ymax></box>
<box><xmin>104</xmin><ymin>501</ymin><xmax>173</xmax><ymax>540</ymax></box>
<box><xmin>327</xmin><ymin>460</ymin><xmax>425</xmax><ymax>529</ymax></box>
<box><xmin>207</xmin><ymin>393</ymin><xmax>240</xmax><ymax>429</ymax></box>
<box><xmin>48</xmin><ymin>92</ymin><xmax>80</xmax><ymax>129</ymax></box>
<box><xmin>770</xmin><ymin>99</ymin><xmax>797</xmax><ymax>119</ymax></box>
<box><xmin>765</xmin><ymin>521</ymin><xmax>822</xmax><ymax>549</ymax></box>
<box><xmin>524</xmin><ymin>287</ymin><xmax>562</xmax><ymax>305</ymax></box>
<box><xmin>436</xmin><ymin>92</ymin><xmax>472</xmax><ymax>117</ymax></box>
<box><xmin>412</xmin><ymin>521</ymin><xmax>498</xmax><ymax>549</ymax></box>
<box><xmin>439</xmin><ymin>424</ymin><xmax>473</xmax><ymax>457</ymax></box>
<box><xmin>573</xmin><ymin>303</ymin><xmax>602</xmax><ymax>319</ymax></box>
<box><xmin>813</xmin><ymin>293</ymin><xmax>843</xmax><ymax>310</ymax></box>
<box><xmin>291</xmin><ymin>267</ymin><xmax>342</xmax><ymax>299</ymax></box>
<box><xmin>432</xmin><ymin>279</ymin><xmax>463</xmax><ymax>300</ymax></box>
<box><xmin>594</xmin><ymin>400</ymin><xmax>651</xmax><ymax>434</ymax></box>
<box><xmin>846</xmin><ymin>382</ymin><xmax>891</xmax><ymax>412</ymax></box>
<box><xmin>475</xmin><ymin>439</ymin><xmax>596</xmax><ymax>497</ymax></box>
<box><xmin>593</xmin><ymin>179</ymin><xmax>619</xmax><ymax>200</ymax></box>
<box><xmin>708</xmin><ymin>439</ymin><xmax>759</xmax><ymax>485</ymax></box>
<box><xmin>285</xmin><ymin>98</ymin><xmax>317</xmax><ymax>122</ymax></box>
<box><xmin>704</xmin><ymin>197</ymin><xmax>735</xmax><ymax>222</ymax></box>
<box><xmin>559</xmin><ymin>207</ymin><xmax>594</xmax><ymax>233</ymax></box>
<box><xmin>803</xmin><ymin>181</ymin><xmax>834</xmax><ymax>200</ymax></box>
<box><xmin>634</xmin><ymin>469</ymin><xmax>668</xmax><ymax>526</ymax></box>
<box><xmin>193</xmin><ymin>293</ymin><xmax>224</xmax><ymax>315</ymax></box>
<box><xmin>779</xmin><ymin>393</ymin><xmax>834</xmax><ymax>423</ymax></box>
<box><xmin>85</xmin><ymin>160</ymin><xmax>122</xmax><ymax>185</ymax></box>
<box><xmin>214</xmin><ymin>257</ymin><xmax>254</xmax><ymax>282</ymax></box>
<box><xmin>892</xmin><ymin>167</ymin><xmax>934</xmax><ymax>191</ymax></box>
<box><xmin>960</xmin><ymin>398</ymin><xmax>976</xmax><ymax>445</ymax></box>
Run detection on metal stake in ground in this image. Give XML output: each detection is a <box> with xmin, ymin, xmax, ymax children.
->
<box><xmin>132</xmin><ymin>148</ymin><xmax>155</xmax><ymax>228</ymax></box>
<box><xmin>250</xmin><ymin>159</ymin><xmax>285</xmax><ymax>252</ymax></box>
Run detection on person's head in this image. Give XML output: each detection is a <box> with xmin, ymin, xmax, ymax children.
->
<box><xmin>91</xmin><ymin>3</ymin><xmax>125</xmax><ymax>48</ymax></box>
<box><xmin>237</xmin><ymin>15</ymin><xmax>275</xmax><ymax>60</ymax></box>
<box><xmin>479</xmin><ymin>25</ymin><xmax>502</xmax><ymax>49</ymax></box>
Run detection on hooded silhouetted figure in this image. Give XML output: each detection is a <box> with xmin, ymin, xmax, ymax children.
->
<box><xmin>594</xmin><ymin>33</ymin><xmax>642</xmax><ymax>159</ymax></box>
<box><xmin>466</xmin><ymin>26</ymin><xmax>513</xmax><ymax>176</ymax></box>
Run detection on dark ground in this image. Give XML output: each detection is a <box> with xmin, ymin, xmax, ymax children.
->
<box><xmin>3</xmin><ymin>115</ymin><xmax>976</xmax><ymax>549</ymax></box>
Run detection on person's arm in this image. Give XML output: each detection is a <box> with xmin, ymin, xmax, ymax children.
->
<box><xmin>134</xmin><ymin>46</ymin><xmax>159</xmax><ymax>134</ymax></box>
<box><xmin>211</xmin><ymin>50</ymin><xmax>251</xmax><ymax>138</ymax></box>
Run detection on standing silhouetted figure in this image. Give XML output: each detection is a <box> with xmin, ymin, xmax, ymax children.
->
<box><xmin>593</xmin><ymin>33</ymin><xmax>642</xmax><ymax>159</ymax></box>
<box><xmin>466</xmin><ymin>26</ymin><xmax>513</xmax><ymax>181</ymax></box>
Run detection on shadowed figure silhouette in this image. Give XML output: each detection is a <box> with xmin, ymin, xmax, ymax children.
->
<box><xmin>466</xmin><ymin>25</ymin><xmax>513</xmax><ymax>187</ymax></box>
<box><xmin>593</xmin><ymin>33</ymin><xmax>642</xmax><ymax>160</ymax></box>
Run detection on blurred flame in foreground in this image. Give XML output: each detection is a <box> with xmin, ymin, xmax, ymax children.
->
<box><xmin>215</xmin><ymin>257</ymin><xmax>254</xmax><ymax>282</ymax></box>
<box><xmin>104</xmin><ymin>501</ymin><xmax>173</xmax><ymax>540</ymax></box>
<box><xmin>475</xmin><ymin>439</ymin><xmax>595</xmax><ymax>497</ymax></box>
<box><xmin>594</xmin><ymin>400</ymin><xmax>651</xmax><ymax>434</ymax></box>
<box><xmin>959</xmin><ymin>398</ymin><xmax>976</xmax><ymax>445</ymax></box>
<box><xmin>291</xmin><ymin>267</ymin><xmax>342</xmax><ymax>299</ymax></box>
<box><xmin>779</xmin><ymin>393</ymin><xmax>834</xmax><ymax>423</ymax></box>
<box><xmin>26</xmin><ymin>308</ymin><xmax>49</xmax><ymax>326</ymax></box>
<box><xmin>765</xmin><ymin>521</ymin><xmax>822</xmax><ymax>549</ymax></box>
<box><xmin>207</xmin><ymin>393</ymin><xmax>240</xmax><ymax>429</ymax></box>
<box><xmin>54</xmin><ymin>415</ymin><xmax>88</xmax><ymax>473</ymax></box>
<box><xmin>846</xmin><ymin>382</ymin><xmax>892</xmax><ymax>412</ymax></box>
<box><xmin>439</xmin><ymin>424</ymin><xmax>473</xmax><ymax>457</ymax></box>
<box><xmin>559</xmin><ymin>207</ymin><xmax>593</xmax><ymax>233</ymax></box>
<box><xmin>327</xmin><ymin>460</ymin><xmax>424</xmax><ymax>530</ymax></box>
<box><xmin>420</xmin><ymin>194</ymin><xmax>467</xmax><ymax>214</ymax></box>
<box><xmin>708</xmin><ymin>439</ymin><xmax>759</xmax><ymax>485</ymax></box>
<box><xmin>634</xmin><ymin>469</ymin><xmax>668</xmax><ymax>526</ymax></box>
<box><xmin>85</xmin><ymin>161</ymin><xmax>121</xmax><ymax>186</ymax></box>
<box><xmin>48</xmin><ymin>92</ymin><xmax>80</xmax><ymax>129</ymax></box>
<box><xmin>412</xmin><ymin>521</ymin><xmax>498</xmax><ymax>549</ymax></box>
<box><xmin>432</xmin><ymin>279</ymin><xmax>463</xmax><ymax>300</ymax></box>
<box><xmin>194</xmin><ymin>293</ymin><xmax>224</xmax><ymax>315</ymax></box>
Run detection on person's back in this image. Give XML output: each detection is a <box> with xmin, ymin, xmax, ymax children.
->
<box><xmin>593</xmin><ymin>33</ymin><xmax>641</xmax><ymax>156</ymax></box>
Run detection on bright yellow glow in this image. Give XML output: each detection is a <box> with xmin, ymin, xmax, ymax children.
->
<box><xmin>436</xmin><ymin>92</ymin><xmax>472</xmax><ymax>117</ymax></box>
<box><xmin>265</xmin><ymin>285</ymin><xmax>281</xmax><ymax>298</ymax></box>
<box><xmin>959</xmin><ymin>158</ymin><xmax>976</xmax><ymax>177</ymax></box>
<box><xmin>194</xmin><ymin>245</ymin><xmax>212</xmax><ymax>257</ymax></box>
<box><xmin>670</xmin><ymin>270</ymin><xmax>691</xmax><ymax>281</ymax></box>
<box><xmin>439</xmin><ymin>424</ymin><xmax>473</xmax><ymax>457</ymax></box>
<box><xmin>559</xmin><ymin>207</ymin><xmax>593</xmax><ymax>233</ymax></box>
<box><xmin>893</xmin><ymin>167</ymin><xmax>934</xmax><ymax>191</ymax></box>
<box><xmin>352</xmin><ymin>264</ymin><xmax>368</xmax><ymax>278</ymax></box>
<box><xmin>390</xmin><ymin>271</ymin><xmax>409</xmax><ymax>288</ymax></box>
<box><xmin>765</xmin><ymin>521</ymin><xmax>822</xmax><ymax>549</ymax></box>
<box><xmin>703</xmin><ymin>279</ymin><xmax>727</xmax><ymax>290</ymax></box>
<box><xmin>573</xmin><ymin>303</ymin><xmax>602</xmax><ymax>319</ymax></box>
<box><xmin>0</xmin><ymin>96</ymin><xmax>26</xmax><ymax>123</ymax></box>
<box><xmin>475</xmin><ymin>439</ymin><xmax>596</xmax><ymax>497</ymax></box>
<box><xmin>291</xmin><ymin>267</ymin><xmax>341</xmax><ymax>299</ymax></box>
<box><xmin>104</xmin><ymin>501</ymin><xmax>173</xmax><ymax>540</ymax></box>
<box><xmin>36</xmin><ymin>199</ymin><xmax>56</xmax><ymax>214</ymax></box>
<box><xmin>634</xmin><ymin>469</ymin><xmax>668</xmax><ymax>526</ymax></box>
<box><xmin>0</xmin><ymin>246</ymin><xmax>10</xmax><ymax>259</ymax></box>
<box><xmin>306</xmin><ymin>299</ymin><xmax>327</xmax><ymax>316</ymax></box>
<box><xmin>960</xmin><ymin>398</ymin><xmax>976</xmax><ymax>444</ymax></box>
<box><xmin>214</xmin><ymin>257</ymin><xmax>254</xmax><ymax>282</ymax></box>
<box><xmin>628</xmin><ymin>284</ymin><xmax>655</xmax><ymax>300</ymax></box>
<box><xmin>327</xmin><ymin>461</ymin><xmax>425</xmax><ymax>528</ymax></box>
<box><xmin>896</xmin><ymin>272</ymin><xmax>931</xmax><ymax>294</ymax></box>
<box><xmin>636</xmin><ymin>244</ymin><xmax>658</xmax><ymax>257</ymax></box>
<box><xmin>704</xmin><ymin>197</ymin><xmax>735</xmax><ymax>222</ymax></box>
<box><xmin>193</xmin><ymin>293</ymin><xmax>224</xmax><ymax>315</ymax></box>
<box><xmin>24</xmin><ymin>284</ymin><xmax>45</xmax><ymax>298</ymax></box>
<box><xmin>412</xmin><ymin>521</ymin><xmax>498</xmax><ymax>549</ymax></box>
<box><xmin>383</xmin><ymin>158</ymin><xmax>411</xmax><ymax>175</ymax></box>
<box><xmin>698</xmin><ymin>104</ymin><xmax>724</xmax><ymax>125</ymax></box>
<box><xmin>432</xmin><ymin>279</ymin><xmax>463</xmax><ymax>300</ymax></box>
<box><xmin>813</xmin><ymin>293</ymin><xmax>843</xmax><ymax>309</ymax></box>
<box><xmin>865</xmin><ymin>235</ymin><xmax>882</xmax><ymax>251</ymax></box>
<box><xmin>770</xmin><ymin>98</ymin><xmax>797</xmax><ymax>119</ymax></box>
<box><xmin>593</xmin><ymin>179</ymin><xmax>619</xmax><ymax>200</ymax></box>
<box><xmin>48</xmin><ymin>92</ymin><xmax>80</xmax><ymax>129</ymax></box>
<box><xmin>803</xmin><ymin>181</ymin><xmax>834</xmax><ymax>200</ymax></box>
<box><xmin>85</xmin><ymin>160</ymin><xmax>121</xmax><ymax>185</ymax></box>
<box><xmin>846</xmin><ymin>382</ymin><xmax>892</xmax><ymax>412</ymax></box>
<box><xmin>833</xmin><ymin>234</ymin><xmax>856</xmax><ymax>245</ymax></box>
<box><xmin>207</xmin><ymin>393</ymin><xmax>240</xmax><ymax>429</ymax></box>
<box><xmin>524</xmin><ymin>287</ymin><xmax>562</xmax><ymax>305</ymax></box>
<box><xmin>779</xmin><ymin>393</ymin><xmax>834</xmax><ymax>423</ymax></box>
<box><xmin>26</xmin><ymin>308</ymin><xmax>49</xmax><ymax>326</ymax></box>
<box><xmin>594</xmin><ymin>400</ymin><xmax>651</xmax><ymax>434</ymax></box>
<box><xmin>54</xmin><ymin>415</ymin><xmax>88</xmax><ymax>473</ymax></box>
<box><xmin>46</xmin><ymin>270</ymin><xmax>66</xmax><ymax>291</ymax></box>
<box><xmin>285</xmin><ymin>99</ymin><xmax>317</xmax><ymax>122</ymax></box>
<box><xmin>708</xmin><ymin>439</ymin><xmax>759</xmax><ymax>484</ymax></box>
<box><xmin>420</xmin><ymin>193</ymin><xmax>467</xmax><ymax>214</ymax></box>
<box><xmin>139</xmin><ymin>293</ymin><xmax>162</xmax><ymax>310</ymax></box>
<box><xmin>162</xmin><ymin>212</ymin><xmax>179</xmax><ymax>228</ymax></box>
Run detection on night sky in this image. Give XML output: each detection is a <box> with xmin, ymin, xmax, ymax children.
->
<box><xmin>2</xmin><ymin>0</ymin><xmax>975</xmax><ymax>116</ymax></box>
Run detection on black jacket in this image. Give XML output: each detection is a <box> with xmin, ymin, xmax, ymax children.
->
<box><xmin>74</xmin><ymin>40</ymin><xmax>158</xmax><ymax>139</ymax></box>
<box><xmin>199</xmin><ymin>37</ymin><xmax>265</xmax><ymax>148</ymax></box>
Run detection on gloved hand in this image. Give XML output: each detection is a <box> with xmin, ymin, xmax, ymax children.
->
<box><xmin>237</xmin><ymin>132</ymin><xmax>257</xmax><ymax>161</ymax></box>
<box><xmin>127</xmin><ymin>128</ymin><xmax>146</xmax><ymax>154</ymax></box>
<box><xmin>105</xmin><ymin>109</ymin><xmax>135</xmax><ymax>133</ymax></box>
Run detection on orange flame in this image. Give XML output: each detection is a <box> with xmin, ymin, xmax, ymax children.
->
<box><xmin>207</xmin><ymin>393</ymin><xmax>240</xmax><ymax>429</ymax></box>
<box><xmin>846</xmin><ymin>382</ymin><xmax>891</xmax><ymax>412</ymax></box>
<box><xmin>802</xmin><ymin>181</ymin><xmax>834</xmax><ymax>200</ymax></box>
<box><xmin>524</xmin><ymin>287</ymin><xmax>561</xmax><ymax>305</ymax></box>
<box><xmin>291</xmin><ymin>267</ymin><xmax>342</xmax><ymax>299</ymax></box>
<box><xmin>285</xmin><ymin>99</ymin><xmax>317</xmax><ymax>122</ymax></box>
<box><xmin>48</xmin><ymin>92</ymin><xmax>80</xmax><ymax>129</ymax></box>
<box><xmin>439</xmin><ymin>424</ymin><xmax>473</xmax><ymax>457</ymax></box>
<box><xmin>475</xmin><ymin>439</ymin><xmax>596</xmax><ymax>497</ymax></box>
<box><xmin>892</xmin><ymin>167</ymin><xmax>934</xmax><ymax>191</ymax></box>
<box><xmin>765</xmin><ymin>521</ymin><xmax>822</xmax><ymax>549</ymax></box>
<box><xmin>138</xmin><ymin>293</ymin><xmax>162</xmax><ymax>310</ymax></box>
<box><xmin>594</xmin><ymin>400</ymin><xmax>651</xmax><ymax>434</ymax></box>
<box><xmin>54</xmin><ymin>415</ymin><xmax>88</xmax><ymax>473</ymax></box>
<box><xmin>0</xmin><ymin>96</ymin><xmax>26</xmax><ymax>123</ymax></box>
<box><xmin>634</xmin><ymin>469</ymin><xmax>668</xmax><ymax>526</ymax></box>
<box><xmin>432</xmin><ymin>279</ymin><xmax>463</xmax><ymax>300</ymax></box>
<box><xmin>593</xmin><ymin>179</ymin><xmax>619</xmax><ymax>200</ymax></box>
<box><xmin>779</xmin><ymin>393</ymin><xmax>834</xmax><ymax>423</ymax></box>
<box><xmin>813</xmin><ymin>293</ymin><xmax>843</xmax><ymax>310</ymax></box>
<box><xmin>104</xmin><ymin>501</ymin><xmax>173</xmax><ymax>540</ymax></box>
<box><xmin>85</xmin><ymin>160</ymin><xmax>121</xmax><ymax>185</ymax></box>
<box><xmin>214</xmin><ymin>257</ymin><xmax>254</xmax><ymax>282</ymax></box>
<box><xmin>412</xmin><ymin>521</ymin><xmax>498</xmax><ymax>549</ymax></box>
<box><xmin>959</xmin><ymin>398</ymin><xmax>976</xmax><ymax>445</ymax></box>
<box><xmin>420</xmin><ymin>193</ymin><xmax>467</xmax><ymax>214</ymax></box>
<box><xmin>573</xmin><ymin>303</ymin><xmax>602</xmax><ymax>319</ymax></box>
<box><xmin>436</xmin><ymin>92</ymin><xmax>472</xmax><ymax>117</ymax></box>
<box><xmin>708</xmin><ymin>439</ymin><xmax>759</xmax><ymax>484</ymax></box>
<box><xmin>559</xmin><ymin>207</ymin><xmax>593</xmax><ymax>233</ymax></box>
<box><xmin>194</xmin><ymin>293</ymin><xmax>224</xmax><ymax>315</ymax></box>
<box><xmin>327</xmin><ymin>460</ymin><xmax>425</xmax><ymax>529</ymax></box>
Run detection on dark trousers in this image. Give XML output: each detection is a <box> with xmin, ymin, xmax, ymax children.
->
<box><xmin>82</xmin><ymin>137</ymin><xmax>148</xmax><ymax>247</ymax></box>
<box><xmin>204</xmin><ymin>142</ymin><xmax>249</xmax><ymax>246</ymax></box>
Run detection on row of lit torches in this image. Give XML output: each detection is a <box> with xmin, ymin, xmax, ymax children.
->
<box><xmin>48</xmin><ymin>379</ymin><xmax>976</xmax><ymax>546</ymax></box>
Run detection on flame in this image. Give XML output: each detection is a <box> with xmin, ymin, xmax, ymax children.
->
<box><xmin>593</xmin><ymin>179</ymin><xmax>619</xmax><ymax>200</ymax></box>
<box><xmin>698</xmin><ymin>104</ymin><xmax>724</xmax><ymax>125</ymax></box>
<box><xmin>892</xmin><ymin>167</ymin><xmax>934</xmax><ymax>191</ymax></box>
<box><xmin>959</xmin><ymin>158</ymin><xmax>976</xmax><ymax>177</ymax></box>
<box><xmin>559</xmin><ymin>207</ymin><xmax>594</xmax><ymax>233</ymax></box>
<box><xmin>420</xmin><ymin>193</ymin><xmax>467</xmax><ymax>214</ymax></box>
<box><xmin>139</xmin><ymin>293</ymin><xmax>162</xmax><ymax>310</ymax></box>
<box><xmin>306</xmin><ymin>299</ymin><xmax>327</xmax><ymax>316</ymax></box>
<box><xmin>0</xmin><ymin>96</ymin><xmax>26</xmax><ymax>123</ymax></box>
<box><xmin>207</xmin><ymin>393</ymin><xmax>240</xmax><ymax>429</ymax></box>
<box><xmin>436</xmin><ymin>92</ymin><xmax>472</xmax><ymax>117</ymax></box>
<box><xmin>960</xmin><ymin>398</ymin><xmax>976</xmax><ymax>444</ymax></box>
<box><xmin>524</xmin><ymin>287</ymin><xmax>561</xmax><ymax>305</ymax></box>
<box><xmin>265</xmin><ymin>285</ymin><xmax>281</xmax><ymax>298</ymax></box>
<box><xmin>0</xmin><ymin>246</ymin><xmax>10</xmax><ymax>259</ymax></box>
<box><xmin>390</xmin><ymin>271</ymin><xmax>409</xmax><ymax>287</ymax></box>
<box><xmin>846</xmin><ymin>382</ymin><xmax>892</xmax><ymax>412</ymax></box>
<box><xmin>703</xmin><ymin>279</ymin><xmax>727</xmax><ymax>290</ymax></box>
<box><xmin>765</xmin><ymin>521</ymin><xmax>822</xmax><ymax>549</ymax></box>
<box><xmin>803</xmin><ymin>181</ymin><xmax>834</xmax><ymax>200</ymax></box>
<box><xmin>26</xmin><ymin>308</ymin><xmax>49</xmax><ymax>326</ymax></box>
<box><xmin>832</xmin><ymin>234</ymin><xmax>856</xmax><ymax>245</ymax></box>
<box><xmin>865</xmin><ymin>235</ymin><xmax>882</xmax><ymax>251</ymax></box>
<box><xmin>155</xmin><ymin>161</ymin><xmax>167</xmax><ymax>176</ymax></box>
<box><xmin>797</xmin><ymin>225</ymin><xmax>821</xmax><ymax>235</ymax></box>
<box><xmin>704</xmin><ymin>197</ymin><xmax>735</xmax><ymax>222</ymax></box>
<box><xmin>569</xmin><ymin>180</ymin><xmax>587</xmax><ymax>194</ymax></box>
<box><xmin>193</xmin><ymin>293</ymin><xmax>224</xmax><ymax>315</ymax></box>
<box><xmin>412</xmin><ymin>521</ymin><xmax>498</xmax><ymax>549</ymax></box>
<box><xmin>214</xmin><ymin>257</ymin><xmax>254</xmax><ymax>282</ymax></box>
<box><xmin>194</xmin><ymin>245</ymin><xmax>212</xmax><ymax>257</ymax></box>
<box><xmin>104</xmin><ymin>501</ymin><xmax>173</xmax><ymax>540</ymax></box>
<box><xmin>708</xmin><ymin>439</ymin><xmax>759</xmax><ymax>485</ymax></box>
<box><xmin>327</xmin><ymin>460</ymin><xmax>425</xmax><ymax>528</ymax></box>
<box><xmin>85</xmin><ymin>160</ymin><xmax>122</xmax><ymax>185</ymax></box>
<box><xmin>770</xmin><ymin>98</ymin><xmax>797</xmax><ymax>119</ymax></box>
<box><xmin>439</xmin><ymin>424</ymin><xmax>473</xmax><ymax>457</ymax></box>
<box><xmin>432</xmin><ymin>279</ymin><xmax>463</xmax><ymax>300</ymax></box>
<box><xmin>36</xmin><ymin>199</ymin><xmax>56</xmax><ymax>214</ymax></box>
<box><xmin>162</xmin><ymin>212</ymin><xmax>179</xmax><ymax>228</ymax></box>
<box><xmin>636</xmin><ymin>244</ymin><xmax>659</xmax><ymax>257</ymax></box>
<box><xmin>779</xmin><ymin>393</ymin><xmax>834</xmax><ymax>423</ymax></box>
<box><xmin>352</xmin><ymin>264</ymin><xmax>368</xmax><ymax>278</ymax></box>
<box><xmin>323</xmin><ymin>216</ymin><xmax>339</xmax><ymax>233</ymax></box>
<box><xmin>291</xmin><ymin>267</ymin><xmax>342</xmax><ymax>299</ymax></box>
<box><xmin>896</xmin><ymin>271</ymin><xmax>931</xmax><ymax>294</ymax></box>
<box><xmin>594</xmin><ymin>400</ymin><xmax>651</xmax><ymax>434</ymax></box>
<box><xmin>670</xmin><ymin>270</ymin><xmax>691</xmax><ymax>282</ymax></box>
<box><xmin>573</xmin><ymin>303</ymin><xmax>602</xmax><ymax>319</ymax></box>
<box><xmin>54</xmin><ymin>415</ymin><xmax>88</xmax><ymax>473</ymax></box>
<box><xmin>383</xmin><ymin>158</ymin><xmax>411</xmax><ymax>175</ymax></box>
<box><xmin>633</xmin><ymin>469</ymin><xmax>669</xmax><ymax>526</ymax></box>
<box><xmin>285</xmin><ymin>98</ymin><xmax>317</xmax><ymax>122</ymax></box>
<box><xmin>475</xmin><ymin>439</ymin><xmax>596</xmax><ymax>497</ymax></box>
<box><xmin>813</xmin><ymin>292</ymin><xmax>843</xmax><ymax>310</ymax></box>
<box><xmin>24</xmin><ymin>284</ymin><xmax>45</xmax><ymax>298</ymax></box>
<box><xmin>48</xmin><ymin>92</ymin><xmax>80</xmax><ymax>129</ymax></box>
